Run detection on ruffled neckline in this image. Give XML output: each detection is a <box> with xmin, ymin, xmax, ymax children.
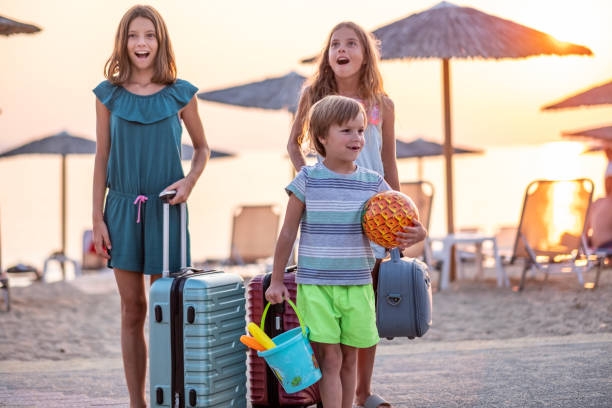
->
<box><xmin>93</xmin><ymin>79</ymin><xmax>198</xmax><ymax>124</ymax></box>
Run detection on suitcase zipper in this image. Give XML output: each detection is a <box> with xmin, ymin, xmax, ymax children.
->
<box><xmin>170</xmin><ymin>276</ymin><xmax>187</xmax><ymax>408</ymax></box>
<box><xmin>170</xmin><ymin>270</ymin><xmax>221</xmax><ymax>408</ymax></box>
<box><xmin>262</xmin><ymin>273</ymin><xmax>282</xmax><ymax>406</ymax></box>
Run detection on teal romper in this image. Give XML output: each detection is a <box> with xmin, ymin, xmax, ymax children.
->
<box><xmin>93</xmin><ymin>79</ymin><xmax>197</xmax><ymax>274</ymax></box>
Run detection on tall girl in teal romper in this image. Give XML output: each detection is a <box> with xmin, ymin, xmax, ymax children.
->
<box><xmin>94</xmin><ymin>79</ymin><xmax>196</xmax><ymax>274</ymax></box>
<box><xmin>92</xmin><ymin>6</ymin><xmax>210</xmax><ymax>407</ymax></box>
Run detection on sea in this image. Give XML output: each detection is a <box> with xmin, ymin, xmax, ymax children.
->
<box><xmin>0</xmin><ymin>143</ymin><xmax>606</xmax><ymax>277</ymax></box>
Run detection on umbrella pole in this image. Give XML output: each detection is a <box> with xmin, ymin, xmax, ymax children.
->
<box><xmin>417</xmin><ymin>158</ymin><xmax>424</xmax><ymax>182</ymax></box>
<box><xmin>442</xmin><ymin>58</ymin><xmax>456</xmax><ymax>281</ymax></box>
<box><xmin>61</xmin><ymin>155</ymin><xmax>66</xmax><ymax>277</ymax></box>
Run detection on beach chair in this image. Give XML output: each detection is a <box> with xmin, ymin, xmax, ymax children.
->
<box><xmin>228</xmin><ymin>204</ymin><xmax>280</xmax><ymax>265</ymax></box>
<box><xmin>510</xmin><ymin>179</ymin><xmax>594</xmax><ymax>290</ymax></box>
<box><xmin>0</xmin><ymin>272</ymin><xmax>8</xmax><ymax>312</ymax></box>
<box><xmin>0</xmin><ymin>212</ymin><xmax>7</xmax><ymax>312</ymax></box>
<box><xmin>400</xmin><ymin>181</ymin><xmax>434</xmax><ymax>266</ymax></box>
<box><xmin>581</xmin><ymin>231</ymin><xmax>612</xmax><ymax>289</ymax></box>
<box><xmin>583</xmin><ymin>243</ymin><xmax>612</xmax><ymax>289</ymax></box>
<box><xmin>494</xmin><ymin>225</ymin><xmax>518</xmax><ymax>262</ymax></box>
<box><xmin>82</xmin><ymin>230</ymin><xmax>106</xmax><ymax>270</ymax></box>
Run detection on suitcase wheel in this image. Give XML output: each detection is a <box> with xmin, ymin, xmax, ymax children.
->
<box><xmin>154</xmin><ymin>305</ymin><xmax>163</xmax><ymax>323</ymax></box>
<box><xmin>156</xmin><ymin>387</ymin><xmax>163</xmax><ymax>404</ymax></box>
<box><xmin>189</xmin><ymin>389</ymin><xmax>197</xmax><ymax>406</ymax></box>
<box><xmin>187</xmin><ymin>306</ymin><xmax>195</xmax><ymax>324</ymax></box>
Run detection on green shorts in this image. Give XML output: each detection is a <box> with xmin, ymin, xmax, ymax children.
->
<box><xmin>297</xmin><ymin>284</ymin><xmax>379</xmax><ymax>348</ymax></box>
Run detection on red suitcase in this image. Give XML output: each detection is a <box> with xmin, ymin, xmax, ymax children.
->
<box><xmin>247</xmin><ymin>271</ymin><xmax>322</xmax><ymax>407</ymax></box>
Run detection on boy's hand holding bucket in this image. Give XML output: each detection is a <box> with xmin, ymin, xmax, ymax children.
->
<box><xmin>265</xmin><ymin>281</ymin><xmax>290</xmax><ymax>304</ymax></box>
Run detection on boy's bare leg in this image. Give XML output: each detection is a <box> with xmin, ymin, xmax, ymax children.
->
<box><xmin>114</xmin><ymin>269</ymin><xmax>148</xmax><ymax>408</ymax></box>
<box><xmin>340</xmin><ymin>344</ymin><xmax>358</xmax><ymax>408</ymax></box>
<box><xmin>355</xmin><ymin>345</ymin><xmax>377</xmax><ymax>405</ymax></box>
<box><xmin>316</xmin><ymin>342</ymin><xmax>343</xmax><ymax>408</ymax></box>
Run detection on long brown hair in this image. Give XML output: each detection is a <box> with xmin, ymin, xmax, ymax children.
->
<box><xmin>104</xmin><ymin>5</ymin><xmax>176</xmax><ymax>85</ymax></box>
<box><xmin>297</xmin><ymin>21</ymin><xmax>386</xmax><ymax>147</ymax></box>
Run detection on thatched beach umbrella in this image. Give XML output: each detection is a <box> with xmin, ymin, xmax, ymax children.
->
<box><xmin>0</xmin><ymin>15</ymin><xmax>41</xmax><ymax>116</ymax></box>
<box><xmin>396</xmin><ymin>137</ymin><xmax>482</xmax><ymax>181</ymax></box>
<box><xmin>542</xmin><ymin>80</ymin><xmax>612</xmax><ymax>110</ymax></box>
<box><xmin>0</xmin><ymin>131</ymin><xmax>96</xmax><ymax>264</ymax></box>
<box><xmin>562</xmin><ymin>125</ymin><xmax>612</xmax><ymax>143</ymax></box>
<box><xmin>0</xmin><ymin>15</ymin><xmax>41</xmax><ymax>36</ymax></box>
<box><xmin>368</xmin><ymin>1</ymin><xmax>592</xmax><ymax>235</ymax></box>
<box><xmin>197</xmin><ymin>71</ymin><xmax>306</xmax><ymax>114</ymax></box>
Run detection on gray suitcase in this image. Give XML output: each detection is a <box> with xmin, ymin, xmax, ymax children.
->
<box><xmin>149</xmin><ymin>190</ymin><xmax>247</xmax><ymax>407</ymax></box>
<box><xmin>376</xmin><ymin>248</ymin><xmax>432</xmax><ymax>339</ymax></box>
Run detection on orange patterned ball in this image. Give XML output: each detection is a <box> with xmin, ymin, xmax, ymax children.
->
<box><xmin>362</xmin><ymin>191</ymin><xmax>419</xmax><ymax>248</ymax></box>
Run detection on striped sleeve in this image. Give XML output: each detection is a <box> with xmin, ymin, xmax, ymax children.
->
<box><xmin>285</xmin><ymin>167</ymin><xmax>307</xmax><ymax>203</ymax></box>
<box><xmin>377</xmin><ymin>175</ymin><xmax>391</xmax><ymax>193</ymax></box>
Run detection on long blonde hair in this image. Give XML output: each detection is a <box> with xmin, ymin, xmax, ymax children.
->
<box><xmin>297</xmin><ymin>21</ymin><xmax>386</xmax><ymax>147</ymax></box>
<box><xmin>104</xmin><ymin>5</ymin><xmax>176</xmax><ymax>85</ymax></box>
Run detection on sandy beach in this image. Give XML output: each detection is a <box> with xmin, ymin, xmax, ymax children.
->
<box><xmin>1</xmin><ymin>263</ymin><xmax>610</xmax><ymax>362</ymax></box>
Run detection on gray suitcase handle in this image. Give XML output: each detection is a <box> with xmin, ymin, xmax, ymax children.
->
<box><xmin>159</xmin><ymin>190</ymin><xmax>186</xmax><ymax>278</ymax></box>
<box><xmin>389</xmin><ymin>248</ymin><xmax>402</xmax><ymax>262</ymax></box>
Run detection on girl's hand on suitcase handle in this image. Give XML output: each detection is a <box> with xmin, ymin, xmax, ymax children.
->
<box><xmin>163</xmin><ymin>177</ymin><xmax>195</xmax><ymax>205</ymax></box>
<box><xmin>92</xmin><ymin>219</ymin><xmax>112</xmax><ymax>259</ymax></box>
<box><xmin>396</xmin><ymin>219</ymin><xmax>427</xmax><ymax>249</ymax></box>
<box><xmin>265</xmin><ymin>281</ymin><xmax>290</xmax><ymax>305</ymax></box>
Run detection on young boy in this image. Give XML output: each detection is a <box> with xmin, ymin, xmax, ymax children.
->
<box><xmin>266</xmin><ymin>95</ymin><xmax>421</xmax><ymax>408</ymax></box>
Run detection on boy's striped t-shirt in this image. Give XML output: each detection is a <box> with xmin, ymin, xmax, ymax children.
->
<box><xmin>286</xmin><ymin>162</ymin><xmax>390</xmax><ymax>285</ymax></box>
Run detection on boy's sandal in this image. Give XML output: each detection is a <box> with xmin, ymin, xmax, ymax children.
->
<box><xmin>362</xmin><ymin>394</ymin><xmax>392</xmax><ymax>408</ymax></box>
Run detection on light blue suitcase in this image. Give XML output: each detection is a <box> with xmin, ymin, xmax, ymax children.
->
<box><xmin>376</xmin><ymin>248</ymin><xmax>432</xmax><ymax>340</ymax></box>
<box><xmin>149</xmin><ymin>191</ymin><xmax>247</xmax><ymax>407</ymax></box>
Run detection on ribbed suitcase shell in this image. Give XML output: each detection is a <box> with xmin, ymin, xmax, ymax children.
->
<box><xmin>246</xmin><ymin>272</ymin><xmax>321</xmax><ymax>407</ymax></box>
<box><xmin>376</xmin><ymin>249</ymin><xmax>432</xmax><ymax>339</ymax></box>
<box><xmin>150</xmin><ymin>271</ymin><xmax>247</xmax><ymax>407</ymax></box>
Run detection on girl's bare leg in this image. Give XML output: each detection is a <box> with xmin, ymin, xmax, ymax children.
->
<box><xmin>114</xmin><ymin>269</ymin><xmax>148</xmax><ymax>408</ymax></box>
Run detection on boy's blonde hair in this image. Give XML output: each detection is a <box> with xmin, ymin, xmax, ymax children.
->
<box><xmin>104</xmin><ymin>5</ymin><xmax>176</xmax><ymax>85</ymax></box>
<box><xmin>308</xmin><ymin>95</ymin><xmax>367</xmax><ymax>157</ymax></box>
<box><xmin>297</xmin><ymin>21</ymin><xmax>386</xmax><ymax>147</ymax></box>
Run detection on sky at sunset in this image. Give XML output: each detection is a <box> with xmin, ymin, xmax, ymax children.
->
<box><xmin>1</xmin><ymin>0</ymin><xmax>612</xmax><ymax>153</ymax></box>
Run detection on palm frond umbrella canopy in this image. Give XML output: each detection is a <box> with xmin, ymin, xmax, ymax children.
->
<box><xmin>197</xmin><ymin>71</ymin><xmax>306</xmax><ymax>114</ymax></box>
<box><xmin>562</xmin><ymin>125</ymin><xmax>612</xmax><ymax>143</ymax></box>
<box><xmin>396</xmin><ymin>137</ymin><xmax>482</xmax><ymax>181</ymax></box>
<box><xmin>180</xmin><ymin>144</ymin><xmax>234</xmax><ymax>160</ymax></box>
<box><xmin>542</xmin><ymin>80</ymin><xmax>612</xmax><ymax>110</ymax></box>
<box><xmin>369</xmin><ymin>1</ymin><xmax>591</xmax><ymax>234</ymax></box>
<box><xmin>0</xmin><ymin>15</ymin><xmax>41</xmax><ymax>36</ymax></box>
<box><xmin>0</xmin><ymin>131</ymin><xmax>96</xmax><ymax>264</ymax></box>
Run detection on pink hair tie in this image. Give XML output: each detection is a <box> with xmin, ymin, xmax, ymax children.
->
<box><xmin>133</xmin><ymin>195</ymin><xmax>148</xmax><ymax>223</ymax></box>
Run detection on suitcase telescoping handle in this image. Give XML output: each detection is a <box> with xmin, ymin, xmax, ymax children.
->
<box><xmin>159</xmin><ymin>189</ymin><xmax>186</xmax><ymax>278</ymax></box>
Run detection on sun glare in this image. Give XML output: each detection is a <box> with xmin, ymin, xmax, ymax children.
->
<box><xmin>523</xmin><ymin>4</ymin><xmax>596</xmax><ymax>45</ymax></box>
<box><xmin>538</xmin><ymin>141</ymin><xmax>584</xmax><ymax>180</ymax></box>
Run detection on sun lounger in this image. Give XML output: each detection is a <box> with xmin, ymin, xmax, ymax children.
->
<box><xmin>510</xmin><ymin>179</ymin><xmax>595</xmax><ymax>290</ymax></box>
<box><xmin>228</xmin><ymin>204</ymin><xmax>280</xmax><ymax>265</ymax></box>
<box><xmin>399</xmin><ymin>181</ymin><xmax>434</xmax><ymax>266</ymax></box>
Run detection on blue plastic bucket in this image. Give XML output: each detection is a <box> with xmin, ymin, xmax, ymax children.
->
<box><xmin>257</xmin><ymin>298</ymin><xmax>322</xmax><ymax>393</ymax></box>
